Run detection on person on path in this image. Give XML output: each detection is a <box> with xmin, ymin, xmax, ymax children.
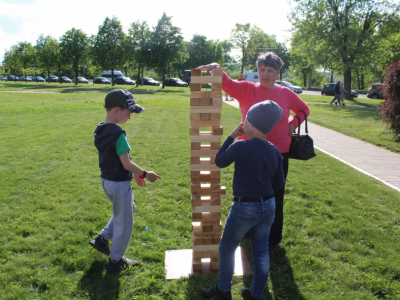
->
<box><xmin>197</xmin><ymin>52</ymin><xmax>310</xmax><ymax>253</ymax></box>
<box><xmin>202</xmin><ymin>101</ymin><xmax>285</xmax><ymax>300</ymax></box>
<box><xmin>89</xmin><ymin>89</ymin><xmax>161</xmax><ymax>273</ymax></box>
<box><xmin>330</xmin><ymin>81</ymin><xmax>342</xmax><ymax>105</ymax></box>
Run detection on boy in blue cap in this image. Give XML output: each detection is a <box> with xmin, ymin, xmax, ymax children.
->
<box><xmin>202</xmin><ymin>100</ymin><xmax>285</xmax><ymax>300</ymax></box>
<box><xmin>89</xmin><ymin>89</ymin><xmax>161</xmax><ymax>273</ymax></box>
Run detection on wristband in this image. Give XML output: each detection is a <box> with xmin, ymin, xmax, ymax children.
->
<box><xmin>139</xmin><ymin>170</ymin><xmax>147</xmax><ymax>179</ymax></box>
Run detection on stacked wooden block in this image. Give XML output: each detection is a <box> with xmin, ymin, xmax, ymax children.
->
<box><xmin>190</xmin><ymin>68</ymin><xmax>226</xmax><ymax>272</ymax></box>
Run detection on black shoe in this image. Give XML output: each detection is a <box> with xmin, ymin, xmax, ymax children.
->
<box><xmin>241</xmin><ymin>287</ymin><xmax>259</xmax><ymax>300</ymax></box>
<box><xmin>201</xmin><ymin>285</ymin><xmax>233</xmax><ymax>300</ymax></box>
<box><xmin>89</xmin><ymin>234</ymin><xmax>110</xmax><ymax>256</ymax></box>
<box><xmin>269</xmin><ymin>244</ymin><xmax>279</xmax><ymax>253</ymax></box>
<box><xmin>335</xmin><ymin>102</ymin><xmax>337</xmax><ymax>105</ymax></box>
<box><xmin>106</xmin><ymin>257</ymin><xmax>139</xmax><ymax>273</ymax></box>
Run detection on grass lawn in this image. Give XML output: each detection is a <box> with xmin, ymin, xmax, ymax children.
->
<box><xmin>1</xmin><ymin>85</ymin><xmax>400</xmax><ymax>299</ymax></box>
<box><xmin>299</xmin><ymin>94</ymin><xmax>383</xmax><ymax>108</ymax></box>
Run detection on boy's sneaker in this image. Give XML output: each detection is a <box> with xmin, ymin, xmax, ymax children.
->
<box><xmin>106</xmin><ymin>257</ymin><xmax>139</xmax><ymax>273</ymax></box>
<box><xmin>241</xmin><ymin>287</ymin><xmax>259</xmax><ymax>300</ymax></box>
<box><xmin>201</xmin><ymin>285</ymin><xmax>233</xmax><ymax>300</ymax></box>
<box><xmin>89</xmin><ymin>234</ymin><xmax>110</xmax><ymax>256</ymax></box>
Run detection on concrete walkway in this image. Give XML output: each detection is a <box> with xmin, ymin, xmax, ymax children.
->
<box><xmin>223</xmin><ymin>98</ymin><xmax>400</xmax><ymax>192</ymax></box>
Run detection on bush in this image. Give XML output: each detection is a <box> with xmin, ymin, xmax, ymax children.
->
<box><xmin>379</xmin><ymin>59</ymin><xmax>400</xmax><ymax>138</ymax></box>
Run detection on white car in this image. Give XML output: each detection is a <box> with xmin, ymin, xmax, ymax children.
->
<box><xmin>276</xmin><ymin>81</ymin><xmax>303</xmax><ymax>94</ymax></box>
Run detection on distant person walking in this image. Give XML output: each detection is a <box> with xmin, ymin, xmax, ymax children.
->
<box><xmin>340</xmin><ymin>82</ymin><xmax>345</xmax><ymax>106</ymax></box>
<box><xmin>330</xmin><ymin>81</ymin><xmax>342</xmax><ymax>105</ymax></box>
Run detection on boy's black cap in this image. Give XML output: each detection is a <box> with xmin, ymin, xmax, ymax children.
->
<box><xmin>104</xmin><ymin>89</ymin><xmax>144</xmax><ymax>113</ymax></box>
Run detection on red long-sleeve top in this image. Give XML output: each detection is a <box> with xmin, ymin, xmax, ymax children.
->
<box><xmin>222</xmin><ymin>72</ymin><xmax>310</xmax><ymax>153</ymax></box>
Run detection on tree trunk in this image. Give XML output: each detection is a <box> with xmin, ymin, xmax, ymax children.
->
<box><xmin>344</xmin><ymin>69</ymin><xmax>352</xmax><ymax>100</ymax></box>
<box><xmin>357</xmin><ymin>69</ymin><xmax>360</xmax><ymax>90</ymax></box>
<box><xmin>136</xmin><ymin>63</ymin><xmax>141</xmax><ymax>87</ymax></box>
<box><xmin>124</xmin><ymin>68</ymin><xmax>128</xmax><ymax>77</ymax></box>
<box><xmin>75</xmin><ymin>68</ymin><xmax>78</xmax><ymax>85</ymax></box>
<box><xmin>361</xmin><ymin>73</ymin><xmax>365</xmax><ymax>90</ymax></box>
<box><xmin>303</xmin><ymin>71</ymin><xmax>307</xmax><ymax>87</ymax></box>
<box><xmin>162</xmin><ymin>69</ymin><xmax>165</xmax><ymax>89</ymax></box>
<box><xmin>112</xmin><ymin>69</ymin><xmax>114</xmax><ymax>86</ymax></box>
<box><xmin>48</xmin><ymin>70</ymin><xmax>51</xmax><ymax>84</ymax></box>
<box><xmin>59</xmin><ymin>69</ymin><xmax>62</xmax><ymax>85</ymax></box>
<box><xmin>141</xmin><ymin>68</ymin><xmax>144</xmax><ymax>85</ymax></box>
<box><xmin>241</xmin><ymin>47</ymin><xmax>245</xmax><ymax>74</ymax></box>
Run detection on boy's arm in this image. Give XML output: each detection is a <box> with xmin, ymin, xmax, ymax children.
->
<box><xmin>119</xmin><ymin>153</ymin><xmax>161</xmax><ymax>183</ymax></box>
<box><xmin>215</xmin><ymin>123</ymin><xmax>244</xmax><ymax>168</ymax></box>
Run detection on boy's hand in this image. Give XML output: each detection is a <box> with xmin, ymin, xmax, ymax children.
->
<box><xmin>146</xmin><ymin>171</ymin><xmax>161</xmax><ymax>183</ymax></box>
<box><xmin>229</xmin><ymin>122</ymin><xmax>244</xmax><ymax>139</ymax></box>
<box><xmin>134</xmin><ymin>174</ymin><xmax>146</xmax><ymax>187</ymax></box>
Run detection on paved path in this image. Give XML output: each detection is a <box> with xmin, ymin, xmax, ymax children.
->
<box><xmin>223</xmin><ymin>98</ymin><xmax>400</xmax><ymax>192</ymax></box>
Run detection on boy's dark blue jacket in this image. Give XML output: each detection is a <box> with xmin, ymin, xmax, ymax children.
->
<box><xmin>94</xmin><ymin>122</ymin><xmax>133</xmax><ymax>182</ymax></box>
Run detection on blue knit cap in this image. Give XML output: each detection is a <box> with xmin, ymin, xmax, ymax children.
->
<box><xmin>247</xmin><ymin>100</ymin><xmax>283</xmax><ymax>135</ymax></box>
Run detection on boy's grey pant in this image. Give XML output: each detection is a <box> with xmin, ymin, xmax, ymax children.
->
<box><xmin>101</xmin><ymin>179</ymin><xmax>136</xmax><ymax>261</ymax></box>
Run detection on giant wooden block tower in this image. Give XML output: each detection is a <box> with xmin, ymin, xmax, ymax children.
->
<box><xmin>190</xmin><ymin>68</ymin><xmax>225</xmax><ymax>273</ymax></box>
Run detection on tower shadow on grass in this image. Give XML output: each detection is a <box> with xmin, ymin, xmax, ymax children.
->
<box><xmin>76</xmin><ymin>261</ymin><xmax>120</xmax><ymax>300</ymax></box>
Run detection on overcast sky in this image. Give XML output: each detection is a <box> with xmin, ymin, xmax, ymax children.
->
<box><xmin>0</xmin><ymin>0</ymin><xmax>295</xmax><ymax>61</ymax></box>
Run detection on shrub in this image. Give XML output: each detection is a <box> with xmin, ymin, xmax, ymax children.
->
<box><xmin>379</xmin><ymin>58</ymin><xmax>400</xmax><ymax>138</ymax></box>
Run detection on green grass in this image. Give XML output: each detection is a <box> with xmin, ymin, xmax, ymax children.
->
<box><xmin>299</xmin><ymin>94</ymin><xmax>384</xmax><ymax>108</ymax></box>
<box><xmin>1</xmin><ymin>86</ymin><xmax>400</xmax><ymax>299</ymax></box>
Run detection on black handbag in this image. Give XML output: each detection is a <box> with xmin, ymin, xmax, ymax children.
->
<box><xmin>288</xmin><ymin>111</ymin><xmax>316</xmax><ymax>160</ymax></box>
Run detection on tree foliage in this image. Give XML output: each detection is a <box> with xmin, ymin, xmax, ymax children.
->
<box><xmin>230</xmin><ymin>23</ymin><xmax>251</xmax><ymax>74</ymax></box>
<box><xmin>93</xmin><ymin>16</ymin><xmax>126</xmax><ymax>86</ymax></box>
<box><xmin>128</xmin><ymin>21</ymin><xmax>151</xmax><ymax>85</ymax></box>
<box><xmin>35</xmin><ymin>35</ymin><xmax>59</xmax><ymax>82</ymax></box>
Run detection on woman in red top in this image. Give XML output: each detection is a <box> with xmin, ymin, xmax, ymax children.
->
<box><xmin>198</xmin><ymin>52</ymin><xmax>310</xmax><ymax>252</ymax></box>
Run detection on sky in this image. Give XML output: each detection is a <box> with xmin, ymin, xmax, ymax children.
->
<box><xmin>0</xmin><ymin>0</ymin><xmax>295</xmax><ymax>61</ymax></box>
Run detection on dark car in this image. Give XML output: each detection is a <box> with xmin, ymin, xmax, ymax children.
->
<box><xmin>164</xmin><ymin>78</ymin><xmax>189</xmax><ymax>87</ymax></box>
<box><xmin>93</xmin><ymin>77</ymin><xmax>111</xmax><ymax>84</ymax></box>
<box><xmin>367</xmin><ymin>84</ymin><xmax>384</xmax><ymax>99</ymax></box>
<box><xmin>1</xmin><ymin>76</ymin><xmax>7</xmax><ymax>81</ymax></box>
<box><xmin>18</xmin><ymin>76</ymin><xmax>32</xmax><ymax>81</ymax></box>
<box><xmin>113</xmin><ymin>77</ymin><xmax>135</xmax><ymax>85</ymax></box>
<box><xmin>72</xmin><ymin>77</ymin><xmax>89</xmax><ymax>84</ymax></box>
<box><xmin>45</xmin><ymin>75</ymin><xmax>58</xmax><ymax>82</ymax></box>
<box><xmin>32</xmin><ymin>76</ymin><xmax>45</xmax><ymax>82</ymax></box>
<box><xmin>58</xmin><ymin>76</ymin><xmax>72</xmax><ymax>83</ymax></box>
<box><xmin>321</xmin><ymin>83</ymin><xmax>358</xmax><ymax>98</ymax></box>
<box><xmin>137</xmin><ymin>77</ymin><xmax>160</xmax><ymax>86</ymax></box>
<box><xmin>7</xmin><ymin>75</ymin><xmax>20</xmax><ymax>81</ymax></box>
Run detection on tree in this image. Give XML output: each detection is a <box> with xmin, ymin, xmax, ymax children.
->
<box><xmin>15</xmin><ymin>42</ymin><xmax>35</xmax><ymax>82</ymax></box>
<box><xmin>150</xmin><ymin>13</ymin><xmax>184</xmax><ymax>89</ymax></box>
<box><xmin>127</xmin><ymin>21</ymin><xmax>152</xmax><ymax>86</ymax></box>
<box><xmin>60</xmin><ymin>28</ymin><xmax>90</xmax><ymax>85</ymax></box>
<box><xmin>93</xmin><ymin>16</ymin><xmax>126</xmax><ymax>86</ymax></box>
<box><xmin>35</xmin><ymin>35</ymin><xmax>59</xmax><ymax>84</ymax></box>
<box><xmin>230</xmin><ymin>23</ymin><xmax>251</xmax><ymax>74</ymax></box>
<box><xmin>3</xmin><ymin>45</ymin><xmax>21</xmax><ymax>81</ymax></box>
<box><xmin>291</xmin><ymin>0</ymin><xmax>400</xmax><ymax>99</ymax></box>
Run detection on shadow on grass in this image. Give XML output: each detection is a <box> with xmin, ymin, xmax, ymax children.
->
<box><xmin>76</xmin><ymin>261</ymin><xmax>120</xmax><ymax>300</ymax></box>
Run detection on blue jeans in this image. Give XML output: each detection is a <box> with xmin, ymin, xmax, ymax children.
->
<box><xmin>218</xmin><ymin>198</ymin><xmax>275</xmax><ymax>299</ymax></box>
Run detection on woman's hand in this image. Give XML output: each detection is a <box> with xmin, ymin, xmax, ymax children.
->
<box><xmin>196</xmin><ymin>62</ymin><xmax>222</xmax><ymax>73</ymax></box>
<box><xmin>288</xmin><ymin>123</ymin><xmax>295</xmax><ymax>136</ymax></box>
<box><xmin>230</xmin><ymin>122</ymin><xmax>244</xmax><ymax>139</ymax></box>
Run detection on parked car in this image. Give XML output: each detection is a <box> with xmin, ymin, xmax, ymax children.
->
<box><xmin>45</xmin><ymin>75</ymin><xmax>58</xmax><ymax>82</ymax></box>
<box><xmin>7</xmin><ymin>75</ymin><xmax>19</xmax><ymax>81</ymax></box>
<box><xmin>276</xmin><ymin>81</ymin><xmax>302</xmax><ymax>94</ymax></box>
<box><xmin>18</xmin><ymin>76</ymin><xmax>32</xmax><ymax>81</ymax></box>
<box><xmin>58</xmin><ymin>76</ymin><xmax>72</xmax><ymax>83</ymax></box>
<box><xmin>202</xmin><ymin>83</ymin><xmax>212</xmax><ymax>88</ymax></box>
<box><xmin>367</xmin><ymin>83</ymin><xmax>384</xmax><ymax>99</ymax></box>
<box><xmin>113</xmin><ymin>77</ymin><xmax>135</xmax><ymax>85</ymax></box>
<box><xmin>93</xmin><ymin>77</ymin><xmax>111</xmax><ymax>84</ymax></box>
<box><xmin>321</xmin><ymin>83</ymin><xmax>358</xmax><ymax>98</ymax></box>
<box><xmin>72</xmin><ymin>77</ymin><xmax>89</xmax><ymax>84</ymax></box>
<box><xmin>101</xmin><ymin>70</ymin><xmax>124</xmax><ymax>83</ymax></box>
<box><xmin>137</xmin><ymin>77</ymin><xmax>160</xmax><ymax>86</ymax></box>
<box><xmin>32</xmin><ymin>76</ymin><xmax>45</xmax><ymax>82</ymax></box>
<box><xmin>1</xmin><ymin>76</ymin><xmax>7</xmax><ymax>81</ymax></box>
<box><xmin>164</xmin><ymin>78</ymin><xmax>189</xmax><ymax>87</ymax></box>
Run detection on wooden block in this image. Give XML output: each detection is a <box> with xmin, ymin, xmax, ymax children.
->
<box><xmin>192</xmin><ymin>222</ymin><xmax>202</xmax><ymax>233</ymax></box>
<box><xmin>193</xmin><ymin>250</ymin><xmax>203</xmax><ymax>260</ymax></box>
<box><xmin>211</xmin><ymin>113</ymin><xmax>221</xmax><ymax>120</ymax></box>
<box><xmin>212</xmin><ymin>250</ymin><xmax>219</xmax><ymax>259</ymax></box>
<box><xmin>203</xmin><ymin>222</ymin><xmax>212</xmax><ymax>232</ymax></box>
<box><xmin>190</xmin><ymin>98</ymin><xmax>201</xmax><ymax>106</ymax></box>
<box><xmin>191</xmin><ymin>195</ymin><xmax>202</xmax><ymax>206</ymax></box>
<box><xmin>212</xmin><ymin>83</ymin><xmax>222</xmax><ymax>91</ymax></box>
<box><xmin>211</xmin><ymin>195</ymin><xmax>221</xmax><ymax>205</ymax></box>
<box><xmin>190</xmin><ymin>113</ymin><xmax>201</xmax><ymax>121</ymax></box>
<box><xmin>191</xmin><ymin>212</ymin><xmax>221</xmax><ymax>222</ymax></box>
<box><xmin>191</xmin><ymin>171</ymin><xmax>200</xmax><ymax>178</ymax></box>
<box><xmin>193</xmin><ymin>244</ymin><xmax>219</xmax><ymax>251</ymax></box>
<box><xmin>190</xmin><ymin>127</ymin><xmax>200</xmax><ymax>135</ymax></box>
<box><xmin>191</xmin><ymin>164</ymin><xmax>220</xmax><ymax>171</ymax></box>
<box><xmin>212</xmin><ymin>126</ymin><xmax>223</xmax><ymax>135</ymax></box>
<box><xmin>211</xmin><ymin>142</ymin><xmax>221</xmax><ymax>150</ymax></box>
<box><xmin>190</xmin><ymin>120</ymin><xmax>221</xmax><ymax>127</ymax></box>
<box><xmin>191</xmin><ymin>142</ymin><xmax>201</xmax><ymax>150</ymax></box>
<box><xmin>192</xmin><ymin>205</ymin><xmax>222</xmax><ymax>213</ymax></box>
<box><xmin>204</xmin><ymin>239</ymin><xmax>213</xmax><ymax>245</ymax></box>
<box><xmin>190</xmin><ymin>106</ymin><xmax>222</xmax><ymax>113</ymax></box>
<box><xmin>191</xmin><ymin>91</ymin><xmax>222</xmax><ymax>98</ymax></box>
<box><xmin>200</xmin><ymin>113</ymin><xmax>211</xmax><ymax>120</ymax></box>
<box><xmin>211</xmin><ymin>260</ymin><xmax>219</xmax><ymax>270</ymax></box>
<box><xmin>203</xmin><ymin>250</ymin><xmax>213</xmax><ymax>258</ymax></box>
<box><xmin>190</xmin><ymin>83</ymin><xmax>201</xmax><ymax>91</ymax></box>
<box><xmin>210</xmin><ymin>157</ymin><xmax>215</xmax><ymax>164</ymax></box>
<box><xmin>192</xmin><ymin>213</ymin><xmax>202</xmax><ymax>220</ymax></box>
<box><xmin>191</xmin><ymin>183</ymin><xmax>201</xmax><ymax>193</ymax></box>
<box><xmin>193</xmin><ymin>235</ymin><xmax>203</xmax><ymax>246</ymax></box>
<box><xmin>191</xmin><ymin>135</ymin><xmax>221</xmax><ymax>143</ymax></box>
<box><xmin>193</xmin><ymin>260</ymin><xmax>202</xmax><ymax>271</ymax></box>
<box><xmin>201</xmin><ymin>98</ymin><xmax>211</xmax><ymax>106</ymax></box>
<box><xmin>212</xmin><ymin>98</ymin><xmax>222</xmax><ymax>107</ymax></box>
<box><xmin>212</xmin><ymin>69</ymin><xmax>224</xmax><ymax>76</ymax></box>
<box><xmin>191</xmin><ymin>76</ymin><xmax>222</xmax><ymax>84</ymax></box>
<box><xmin>191</xmin><ymin>157</ymin><xmax>200</xmax><ymax>164</ymax></box>
<box><xmin>213</xmin><ymin>236</ymin><xmax>221</xmax><ymax>244</ymax></box>
<box><xmin>191</xmin><ymin>149</ymin><xmax>218</xmax><ymax>157</ymax></box>
<box><xmin>191</xmin><ymin>69</ymin><xmax>202</xmax><ymax>76</ymax></box>
<box><xmin>210</xmin><ymin>171</ymin><xmax>220</xmax><ymax>179</ymax></box>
